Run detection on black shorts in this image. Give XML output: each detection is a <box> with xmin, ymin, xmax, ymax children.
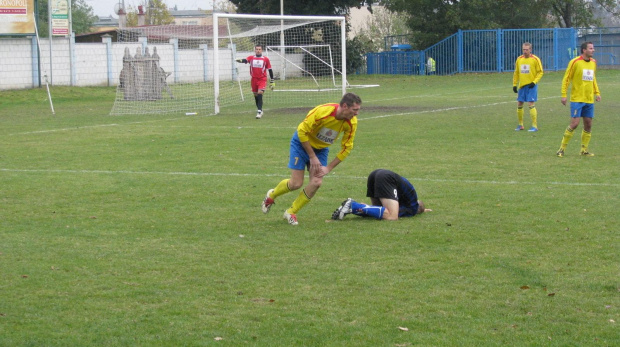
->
<box><xmin>366</xmin><ymin>169</ymin><xmax>400</xmax><ymax>200</ymax></box>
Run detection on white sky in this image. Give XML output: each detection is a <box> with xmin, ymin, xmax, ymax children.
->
<box><xmin>85</xmin><ymin>0</ymin><xmax>214</xmax><ymax>18</ymax></box>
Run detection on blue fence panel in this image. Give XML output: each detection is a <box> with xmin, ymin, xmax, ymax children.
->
<box><xmin>366</xmin><ymin>51</ymin><xmax>424</xmax><ymax>75</ymax></box>
<box><xmin>578</xmin><ymin>27</ymin><xmax>620</xmax><ymax>66</ymax></box>
<box><xmin>366</xmin><ymin>28</ymin><xmax>593</xmax><ymax>75</ymax></box>
<box><xmin>424</xmin><ymin>32</ymin><xmax>459</xmax><ymax>75</ymax></box>
<box><xmin>501</xmin><ymin>28</ymin><xmax>568</xmax><ymax>72</ymax></box>
<box><xmin>461</xmin><ymin>29</ymin><xmax>499</xmax><ymax>73</ymax></box>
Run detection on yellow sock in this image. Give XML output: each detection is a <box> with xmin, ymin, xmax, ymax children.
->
<box><xmin>529</xmin><ymin>106</ymin><xmax>537</xmax><ymax>128</ymax></box>
<box><xmin>517</xmin><ymin>107</ymin><xmax>524</xmax><ymax>126</ymax></box>
<box><xmin>271</xmin><ymin>179</ymin><xmax>292</xmax><ymax>199</ymax></box>
<box><xmin>560</xmin><ymin>126</ymin><xmax>575</xmax><ymax>150</ymax></box>
<box><xmin>288</xmin><ymin>189</ymin><xmax>311</xmax><ymax>214</ymax></box>
<box><xmin>581</xmin><ymin>130</ymin><xmax>591</xmax><ymax>152</ymax></box>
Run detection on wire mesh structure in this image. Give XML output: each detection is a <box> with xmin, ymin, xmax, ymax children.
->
<box><xmin>212</xmin><ymin>13</ymin><xmax>347</xmax><ymax>114</ymax></box>
<box><xmin>109</xmin><ymin>14</ymin><xmax>347</xmax><ymax>115</ymax></box>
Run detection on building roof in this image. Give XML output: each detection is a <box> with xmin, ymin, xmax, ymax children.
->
<box><xmin>94</xmin><ymin>15</ymin><xmax>119</xmax><ymax>27</ymax></box>
<box><xmin>169</xmin><ymin>9</ymin><xmax>209</xmax><ymax>18</ymax></box>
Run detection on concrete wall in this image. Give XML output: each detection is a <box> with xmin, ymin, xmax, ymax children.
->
<box><xmin>0</xmin><ymin>36</ymin><xmax>305</xmax><ymax>91</ymax></box>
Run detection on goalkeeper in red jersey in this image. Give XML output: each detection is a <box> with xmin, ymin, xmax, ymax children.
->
<box><xmin>556</xmin><ymin>42</ymin><xmax>601</xmax><ymax>157</ymax></box>
<box><xmin>236</xmin><ymin>45</ymin><xmax>275</xmax><ymax>119</ymax></box>
<box><xmin>260</xmin><ymin>93</ymin><xmax>362</xmax><ymax>226</ymax></box>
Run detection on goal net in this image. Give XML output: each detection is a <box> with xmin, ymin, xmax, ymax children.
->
<box><xmin>110</xmin><ymin>14</ymin><xmax>346</xmax><ymax>116</ymax></box>
<box><xmin>214</xmin><ymin>13</ymin><xmax>347</xmax><ymax>114</ymax></box>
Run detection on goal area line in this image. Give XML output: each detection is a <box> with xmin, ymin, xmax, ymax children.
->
<box><xmin>272</xmin><ymin>85</ymin><xmax>380</xmax><ymax>92</ymax></box>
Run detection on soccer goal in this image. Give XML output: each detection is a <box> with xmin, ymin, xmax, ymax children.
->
<box><xmin>213</xmin><ymin>13</ymin><xmax>347</xmax><ymax>114</ymax></box>
<box><xmin>109</xmin><ymin>14</ymin><xmax>347</xmax><ymax>116</ymax></box>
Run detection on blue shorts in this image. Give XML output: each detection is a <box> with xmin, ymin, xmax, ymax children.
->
<box><xmin>517</xmin><ymin>85</ymin><xmax>538</xmax><ymax>102</ymax></box>
<box><xmin>288</xmin><ymin>132</ymin><xmax>329</xmax><ymax>170</ymax></box>
<box><xmin>570</xmin><ymin>102</ymin><xmax>594</xmax><ymax>118</ymax></box>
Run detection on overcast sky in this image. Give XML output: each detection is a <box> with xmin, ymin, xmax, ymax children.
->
<box><xmin>86</xmin><ymin>0</ymin><xmax>213</xmax><ymax>18</ymax></box>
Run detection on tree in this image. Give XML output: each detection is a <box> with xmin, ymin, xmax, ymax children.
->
<box><xmin>382</xmin><ymin>0</ymin><xmax>551</xmax><ymax>49</ymax></box>
<box><xmin>354</xmin><ymin>6</ymin><xmax>411</xmax><ymax>53</ymax></box>
<box><xmin>544</xmin><ymin>0</ymin><xmax>620</xmax><ymax>28</ymax></box>
<box><xmin>383</xmin><ymin>0</ymin><xmax>620</xmax><ymax>48</ymax></box>
<box><xmin>228</xmin><ymin>0</ymin><xmax>375</xmax><ymax>16</ymax></box>
<box><xmin>125</xmin><ymin>0</ymin><xmax>174</xmax><ymax>26</ymax></box>
<box><xmin>36</xmin><ymin>0</ymin><xmax>97</xmax><ymax>36</ymax></box>
<box><xmin>214</xmin><ymin>0</ymin><xmax>238</xmax><ymax>13</ymax></box>
<box><xmin>145</xmin><ymin>0</ymin><xmax>175</xmax><ymax>25</ymax></box>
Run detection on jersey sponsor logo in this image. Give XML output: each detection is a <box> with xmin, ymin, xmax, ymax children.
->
<box><xmin>315</xmin><ymin>127</ymin><xmax>338</xmax><ymax>144</ymax></box>
<box><xmin>582</xmin><ymin>69</ymin><xmax>594</xmax><ymax>81</ymax></box>
<box><xmin>520</xmin><ymin>64</ymin><xmax>531</xmax><ymax>74</ymax></box>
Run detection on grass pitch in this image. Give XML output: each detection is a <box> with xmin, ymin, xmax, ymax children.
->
<box><xmin>0</xmin><ymin>72</ymin><xmax>618</xmax><ymax>346</ymax></box>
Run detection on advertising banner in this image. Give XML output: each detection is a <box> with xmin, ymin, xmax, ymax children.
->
<box><xmin>0</xmin><ymin>0</ymin><xmax>36</xmax><ymax>35</ymax></box>
<box><xmin>51</xmin><ymin>0</ymin><xmax>69</xmax><ymax>36</ymax></box>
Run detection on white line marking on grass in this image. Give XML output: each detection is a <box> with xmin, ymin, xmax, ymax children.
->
<box><xmin>361</xmin><ymin>96</ymin><xmax>556</xmax><ymax>121</ymax></box>
<box><xmin>6</xmin><ymin>115</ymin><xmax>219</xmax><ymax>136</ymax></box>
<box><xmin>1</xmin><ymin>168</ymin><xmax>618</xmax><ymax>187</ymax></box>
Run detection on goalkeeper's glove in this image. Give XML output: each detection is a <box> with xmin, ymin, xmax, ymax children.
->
<box><xmin>269</xmin><ymin>81</ymin><xmax>275</xmax><ymax>91</ymax></box>
<box><xmin>513</xmin><ymin>86</ymin><xmax>518</xmax><ymax>93</ymax></box>
<box><xmin>235</xmin><ymin>58</ymin><xmax>243</xmax><ymax>63</ymax></box>
<box><xmin>527</xmin><ymin>82</ymin><xmax>536</xmax><ymax>88</ymax></box>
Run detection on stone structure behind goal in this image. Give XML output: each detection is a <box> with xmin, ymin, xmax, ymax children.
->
<box><xmin>119</xmin><ymin>47</ymin><xmax>173</xmax><ymax>101</ymax></box>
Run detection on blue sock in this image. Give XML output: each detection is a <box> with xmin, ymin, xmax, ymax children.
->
<box><xmin>351</xmin><ymin>200</ymin><xmax>385</xmax><ymax>220</ymax></box>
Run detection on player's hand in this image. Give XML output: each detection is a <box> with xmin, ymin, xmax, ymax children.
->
<box><xmin>235</xmin><ymin>58</ymin><xmax>243</xmax><ymax>63</ymax></box>
<box><xmin>561</xmin><ymin>97</ymin><xmax>567</xmax><ymax>106</ymax></box>
<box><xmin>315</xmin><ymin>166</ymin><xmax>329</xmax><ymax>178</ymax></box>
<box><xmin>269</xmin><ymin>82</ymin><xmax>275</xmax><ymax>91</ymax></box>
<box><xmin>527</xmin><ymin>82</ymin><xmax>535</xmax><ymax>88</ymax></box>
<box><xmin>309</xmin><ymin>157</ymin><xmax>322</xmax><ymax>177</ymax></box>
<box><xmin>513</xmin><ymin>86</ymin><xmax>518</xmax><ymax>93</ymax></box>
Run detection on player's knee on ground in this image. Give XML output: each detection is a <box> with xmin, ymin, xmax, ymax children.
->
<box><xmin>382</xmin><ymin>209</ymin><xmax>399</xmax><ymax>220</ymax></box>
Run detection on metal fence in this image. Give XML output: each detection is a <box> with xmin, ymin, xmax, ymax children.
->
<box><xmin>366</xmin><ymin>27</ymin><xmax>620</xmax><ymax>75</ymax></box>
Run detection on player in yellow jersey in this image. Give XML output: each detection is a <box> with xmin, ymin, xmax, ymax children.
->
<box><xmin>261</xmin><ymin>93</ymin><xmax>362</xmax><ymax>225</ymax></box>
<box><xmin>512</xmin><ymin>42</ymin><xmax>544</xmax><ymax>132</ymax></box>
<box><xmin>556</xmin><ymin>42</ymin><xmax>601</xmax><ymax>157</ymax></box>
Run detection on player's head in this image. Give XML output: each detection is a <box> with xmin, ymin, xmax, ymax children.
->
<box><xmin>339</xmin><ymin>93</ymin><xmax>362</xmax><ymax>119</ymax></box>
<box><xmin>254</xmin><ymin>45</ymin><xmax>263</xmax><ymax>56</ymax></box>
<box><xmin>340</xmin><ymin>92</ymin><xmax>361</xmax><ymax>108</ymax></box>
<box><xmin>581</xmin><ymin>42</ymin><xmax>594</xmax><ymax>58</ymax></box>
<box><xmin>522</xmin><ymin>42</ymin><xmax>532</xmax><ymax>57</ymax></box>
<box><xmin>417</xmin><ymin>201</ymin><xmax>426</xmax><ymax>214</ymax></box>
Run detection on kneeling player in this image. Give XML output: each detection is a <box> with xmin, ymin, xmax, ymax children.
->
<box><xmin>332</xmin><ymin>169</ymin><xmax>431</xmax><ymax>221</ymax></box>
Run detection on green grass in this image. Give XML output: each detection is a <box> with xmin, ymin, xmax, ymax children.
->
<box><xmin>1</xmin><ymin>72</ymin><xmax>618</xmax><ymax>346</ymax></box>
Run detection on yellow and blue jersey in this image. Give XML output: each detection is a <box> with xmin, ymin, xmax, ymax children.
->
<box><xmin>297</xmin><ymin>103</ymin><xmax>357</xmax><ymax>161</ymax></box>
<box><xmin>513</xmin><ymin>54</ymin><xmax>544</xmax><ymax>88</ymax></box>
<box><xmin>561</xmin><ymin>56</ymin><xmax>600</xmax><ymax>103</ymax></box>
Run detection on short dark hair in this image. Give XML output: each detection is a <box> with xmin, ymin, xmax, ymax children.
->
<box><xmin>255</xmin><ymin>44</ymin><xmax>263</xmax><ymax>49</ymax></box>
<box><xmin>417</xmin><ymin>201</ymin><xmax>426</xmax><ymax>215</ymax></box>
<box><xmin>340</xmin><ymin>92</ymin><xmax>361</xmax><ymax>107</ymax></box>
<box><xmin>581</xmin><ymin>41</ymin><xmax>593</xmax><ymax>54</ymax></box>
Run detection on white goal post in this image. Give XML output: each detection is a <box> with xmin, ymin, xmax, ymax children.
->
<box><xmin>213</xmin><ymin>13</ymin><xmax>347</xmax><ymax>114</ymax></box>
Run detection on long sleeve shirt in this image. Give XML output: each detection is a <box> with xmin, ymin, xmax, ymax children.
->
<box><xmin>561</xmin><ymin>56</ymin><xmax>600</xmax><ymax>103</ymax></box>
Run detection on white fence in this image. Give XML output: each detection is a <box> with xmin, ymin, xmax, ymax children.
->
<box><xmin>0</xmin><ymin>35</ymin><xmax>304</xmax><ymax>91</ymax></box>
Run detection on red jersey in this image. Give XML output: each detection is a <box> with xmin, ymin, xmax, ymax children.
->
<box><xmin>246</xmin><ymin>55</ymin><xmax>271</xmax><ymax>79</ymax></box>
